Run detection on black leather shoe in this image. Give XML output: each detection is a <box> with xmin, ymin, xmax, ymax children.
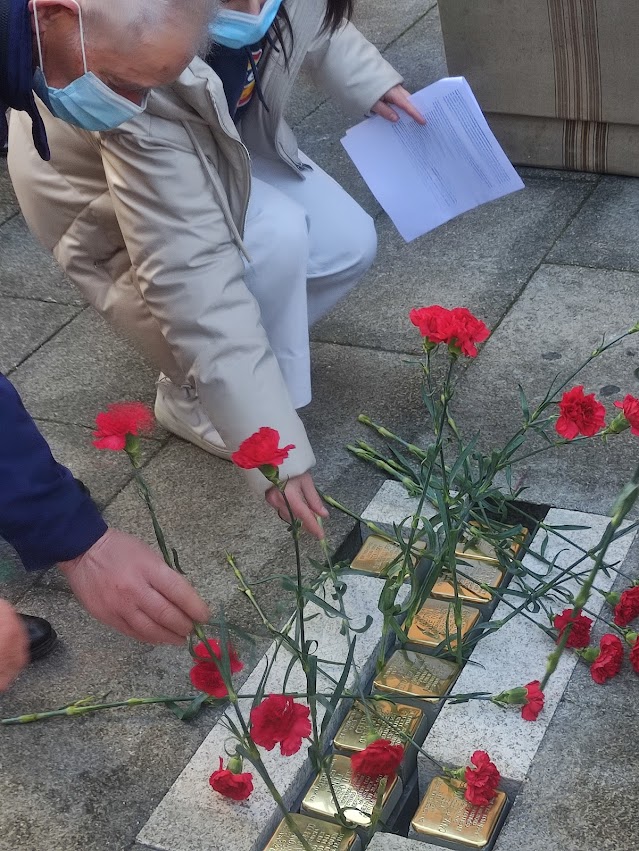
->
<box><xmin>19</xmin><ymin>615</ymin><xmax>58</xmax><ymax>661</ymax></box>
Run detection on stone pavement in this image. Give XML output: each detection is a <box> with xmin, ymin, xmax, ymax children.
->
<box><xmin>1</xmin><ymin>3</ymin><xmax>638</xmax><ymax>850</ymax></box>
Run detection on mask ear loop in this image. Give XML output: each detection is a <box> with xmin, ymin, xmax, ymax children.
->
<box><xmin>32</xmin><ymin>0</ymin><xmax>88</xmax><ymax>76</ymax></box>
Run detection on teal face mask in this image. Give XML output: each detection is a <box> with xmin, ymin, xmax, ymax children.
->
<box><xmin>210</xmin><ymin>0</ymin><xmax>283</xmax><ymax>50</ymax></box>
<box><xmin>32</xmin><ymin>0</ymin><xmax>147</xmax><ymax>131</ymax></box>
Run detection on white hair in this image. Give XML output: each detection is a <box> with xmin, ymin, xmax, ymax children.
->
<box><xmin>80</xmin><ymin>0</ymin><xmax>218</xmax><ymax>51</ymax></box>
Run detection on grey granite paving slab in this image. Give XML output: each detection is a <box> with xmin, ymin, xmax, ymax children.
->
<box><xmin>0</xmin><ymin>585</ymin><xmax>225</xmax><ymax>851</ymax></box>
<box><xmin>0</xmin><ymin>161</ymin><xmax>18</xmax><ymax>225</ymax></box>
<box><xmin>0</xmin><ymin>214</ymin><xmax>84</xmax><ymax>304</ymax></box>
<box><xmin>354</xmin><ymin>0</ymin><xmax>436</xmax><ymax>49</ymax></box>
<box><xmin>492</xmin><ymin>533</ymin><xmax>639</xmax><ymax>851</ymax></box>
<box><xmin>548</xmin><ymin>176</ymin><xmax>639</xmax><ymax>273</ymax></box>
<box><xmin>9</xmin><ymin>307</ymin><xmax>160</xmax><ymax>428</ymax></box>
<box><xmin>440</xmin><ymin>263</ymin><xmax>639</xmax><ymax>514</ymax></box>
<box><xmin>312</xmin><ymin>175</ymin><xmax>594</xmax><ymax>353</ymax></box>
<box><xmin>0</xmin><ymin>296</ymin><xmax>79</xmax><ymax>373</ymax></box>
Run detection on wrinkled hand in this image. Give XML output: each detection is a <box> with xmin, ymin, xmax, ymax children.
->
<box><xmin>58</xmin><ymin>528</ymin><xmax>210</xmax><ymax>646</ymax></box>
<box><xmin>371</xmin><ymin>85</ymin><xmax>426</xmax><ymax>124</ymax></box>
<box><xmin>0</xmin><ymin>599</ymin><xmax>29</xmax><ymax>692</ymax></box>
<box><xmin>265</xmin><ymin>472</ymin><xmax>329</xmax><ymax>539</ymax></box>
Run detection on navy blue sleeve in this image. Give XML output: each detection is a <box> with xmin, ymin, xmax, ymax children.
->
<box><xmin>0</xmin><ymin>375</ymin><xmax>108</xmax><ymax>570</ymax></box>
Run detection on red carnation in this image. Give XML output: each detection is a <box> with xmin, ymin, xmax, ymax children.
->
<box><xmin>189</xmin><ymin>640</ymin><xmax>243</xmax><ymax>698</ymax></box>
<box><xmin>521</xmin><ymin>680</ymin><xmax>545</xmax><ymax>721</ymax></box>
<box><xmin>447</xmin><ymin>307</ymin><xmax>490</xmax><ymax>357</ymax></box>
<box><xmin>409</xmin><ymin>305</ymin><xmax>489</xmax><ymax>357</ymax></box>
<box><xmin>555</xmin><ymin>386</ymin><xmax>606</xmax><ymax>440</ymax></box>
<box><xmin>250</xmin><ymin>694</ymin><xmax>311</xmax><ymax>757</ymax></box>
<box><xmin>590</xmin><ymin>634</ymin><xmax>624</xmax><ymax>684</ymax></box>
<box><xmin>613</xmin><ymin>394</ymin><xmax>639</xmax><ymax>435</ymax></box>
<box><xmin>231</xmin><ymin>427</ymin><xmax>295</xmax><ymax>471</ymax></box>
<box><xmin>409</xmin><ymin>305</ymin><xmax>455</xmax><ymax>345</ymax></box>
<box><xmin>553</xmin><ymin>608</ymin><xmax>593</xmax><ymax>648</ymax></box>
<box><xmin>464</xmin><ymin>750</ymin><xmax>501</xmax><ymax>807</ymax></box>
<box><xmin>350</xmin><ymin>738</ymin><xmax>404</xmax><ymax>779</ymax></box>
<box><xmin>93</xmin><ymin>402</ymin><xmax>154</xmax><ymax>450</ymax></box>
<box><xmin>209</xmin><ymin>757</ymin><xmax>253</xmax><ymax>801</ymax></box>
<box><xmin>630</xmin><ymin>639</ymin><xmax>639</xmax><ymax>674</ymax></box>
<box><xmin>614</xmin><ymin>586</ymin><xmax>639</xmax><ymax>627</ymax></box>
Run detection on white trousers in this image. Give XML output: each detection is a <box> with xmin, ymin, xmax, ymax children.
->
<box><xmin>242</xmin><ymin>153</ymin><xmax>377</xmax><ymax>408</ymax></box>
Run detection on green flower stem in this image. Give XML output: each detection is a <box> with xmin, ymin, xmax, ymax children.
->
<box><xmin>540</xmin><ymin>464</ymin><xmax>639</xmax><ymax>691</ymax></box>
<box><xmin>277</xmin><ymin>483</ymin><xmax>307</xmax><ymax>660</ymax></box>
<box><xmin>357</xmin><ymin>415</ymin><xmax>429</xmax><ymax>460</ymax></box>
<box><xmin>1</xmin><ymin>695</ymin><xmax>200</xmax><ymax>725</ymax></box>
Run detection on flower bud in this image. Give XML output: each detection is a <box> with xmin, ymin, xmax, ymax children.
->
<box><xmin>602</xmin><ymin>412</ymin><xmax>630</xmax><ymax>436</ymax></box>
<box><xmin>577</xmin><ymin>646</ymin><xmax>599</xmax><ymax>663</ymax></box>
<box><xmin>604</xmin><ymin>592</ymin><xmax>620</xmax><ymax>606</ymax></box>
<box><xmin>491</xmin><ymin>686</ymin><xmax>527</xmax><ymax>705</ymax></box>
<box><xmin>227</xmin><ymin>753</ymin><xmax>244</xmax><ymax>775</ymax></box>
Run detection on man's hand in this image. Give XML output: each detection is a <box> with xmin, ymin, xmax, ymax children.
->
<box><xmin>371</xmin><ymin>85</ymin><xmax>426</xmax><ymax>125</ymax></box>
<box><xmin>265</xmin><ymin>472</ymin><xmax>329</xmax><ymax>539</ymax></box>
<box><xmin>0</xmin><ymin>599</ymin><xmax>29</xmax><ymax>692</ymax></box>
<box><xmin>58</xmin><ymin>529</ymin><xmax>210</xmax><ymax>645</ymax></box>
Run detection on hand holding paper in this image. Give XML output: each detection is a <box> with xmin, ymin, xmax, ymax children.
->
<box><xmin>342</xmin><ymin>77</ymin><xmax>524</xmax><ymax>242</ymax></box>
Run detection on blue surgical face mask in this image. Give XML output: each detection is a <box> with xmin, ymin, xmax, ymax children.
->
<box><xmin>32</xmin><ymin>0</ymin><xmax>147</xmax><ymax>131</ymax></box>
<box><xmin>210</xmin><ymin>0</ymin><xmax>283</xmax><ymax>50</ymax></box>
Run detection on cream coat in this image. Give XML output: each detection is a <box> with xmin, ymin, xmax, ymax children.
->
<box><xmin>8</xmin><ymin>2</ymin><xmax>403</xmax><ymax>493</ymax></box>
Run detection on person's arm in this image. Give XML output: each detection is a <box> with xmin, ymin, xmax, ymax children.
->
<box><xmin>0</xmin><ymin>375</ymin><xmax>209</xmax><ymax>643</ymax></box>
<box><xmin>303</xmin><ymin>20</ymin><xmax>405</xmax><ymax>117</ymax></box>
<box><xmin>0</xmin><ymin>374</ymin><xmax>108</xmax><ymax>570</ymax></box>
<box><xmin>98</xmin><ymin>109</ymin><xmax>316</xmax><ymax>493</ymax></box>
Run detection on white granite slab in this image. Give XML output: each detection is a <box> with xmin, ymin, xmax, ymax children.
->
<box><xmin>418</xmin><ymin>508</ymin><xmax>637</xmax><ymax>784</ymax></box>
<box><xmin>138</xmin><ymin>575</ymin><xmax>406</xmax><ymax>851</ymax></box>
<box><xmin>361</xmin><ymin>481</ymin><xmax>438</xmax><ymax>528</ymax></box>
<box><xmin>367</xmin><ymin>832</ymin><xmax>433</xmax><ymax>851</ymax></box>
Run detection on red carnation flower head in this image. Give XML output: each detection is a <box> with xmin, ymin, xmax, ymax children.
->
<box><xmin>93</xmin><ymin>402</ymin><xmax>154</xmax><ymax>451</ymax></box>
<box><xmin>555</xmin><ymin>386</ymin><xmax>606</xmax><ymax>440</ymax></box>
<box><xmin>590</xmin><ymin>633</ymin><xmax>624</xmax><ymax>684</ymax></box>
<box><xmin>613</xmin><ymin>394</ymin><xmax>639</xmax><ymax>436</ymax></box>
<box><xmin>409</xmin><ymin>305</ymin><xmax>455</xmax><ymax>348</ymax></box>
<box><xmin>630</xmin><ymin>637</ymin><xmax>639</xmax><ymax>674</ymax></box>
<box><xmin>350</xmin><ymin>738</ymin><xmax>404</xmax><ymax>780</ymax></box>
<box><xmin>613</xmin><ymin>586</ymin><xmax>639</xmax><ymax>627</ymax></box>
<box><xmin>209</xmin><ymin>756</ymin><xmax>253</xmax><ymax>801</ymax></box>
<box><xmin>447</xmin><ymin>307</ymin><xmax>490</xmax><ymax>358</ymax></box>
<box><xmin>409</xmin><ymin>305</ymin><xmax>489</xmax><ymax>358</ymax></box>
<box><xmin>464</xmin><ymin>750</ymin><xmax>501</xmax><ymax>807</ymax></box>
<box><xmin>231</xmin><ymin>427</ymin><xmax>295</xmax><ymax>479</ymax></box>
<box><xmin>189</xmin><ymin>640</ymin><xmax>243</xmax><ymax>697</ymax></box>
<box><xmin>521</xmin><ymin>680</ymin><xmax>545</xmax><ymax>721</ymax></box>
<box><xmin>553</xmin><ymin>608</ymin><xmax>593</xmax><ymax>649</ymax></box>
<box><xmin>250</xmin><ymin>694</ymin><xmax>311</xmax><ymax>757</ymax></box>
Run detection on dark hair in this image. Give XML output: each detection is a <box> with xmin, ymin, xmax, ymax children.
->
<box><xmin>323</xmin><ymin>0</ymin><xmax>354</xmax><ymax>33</ymax></box>
<box><xmin>272</xmin><ymin>0</ymin><xmax>354</xmax><ymax>65</ymax></box>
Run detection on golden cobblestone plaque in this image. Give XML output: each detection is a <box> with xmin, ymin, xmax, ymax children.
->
<box><xmin>406</xmin><ymin>598</ymin><xmax>480</xmax><ymax>649</ymax></box>
<box><xmin>265</xmin><ymin>814</ymin><xmax>360</xmax><ymax>851</ymax></box>
<box><xmin>350</xmin><ymin>535</ymin><xmax>424</xmax><ymax>576</ymax></box>
<box><xmin>411</xmin><ymin>777</ymin><xmax>506</xmax><ymax>847</ymax></box>
<box><xmin>301</xmin><ymin>754</ymin><xmax>402</xmax><ymax>828</ymax></box>
<box><xmin>373</xmin><ymin>650</ymin><xmax>460</xmax><ymax>700</ymax></box>
<box><xmin>431</xmin><ymin>559</ymin><xmax>505</xmax><ymax>604</ymax></box>
<box><xmin>333</xmin><ymin>700</ymin><xmax>424</xmax><ymax>754</ymax></box>
<box><xmin>455</xmin><ymin>525</ymin><xmax>527</xmax><ymax>564</ymax></box>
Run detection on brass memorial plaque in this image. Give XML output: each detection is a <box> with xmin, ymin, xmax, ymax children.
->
<box><xmin>373</xmin><ymin>650</ymin><xmax>459</xmax><ymax>700</ymax></box>
<box><xmin>455</xmin><ymin>525</ymin><xmax>528</xmax><ymax>564</ymax></box>
<box><xmin>406</xmin><ymin>598</ymin><xmax>480</xmax><ymax>649</ymax></box>
<box><xmin>301</xmin><ymin>754</ymin><xmax>401</xmax><ymax>828</ymax></box>
<box><xmin>333</xmin><ymin>700</ymin><xmax>423</xmax><ymax>754</ymax></box>
<box><xmin>265</xmin><ymin>814</ymin><xmax>360</xmax><ymax>851</ymax></box>
<box><xmin>411</xmin><ymin>777</ymin><xmax>507</xmax><ymax>848</ymax></box>
<box><xmin>431</xmin><ymin>559</ymin><xmax>505</xmax><ymax>604</ymax></box>
<box><xmin>350</xmin><ymin>535</ymin><xmax>423</xmax><ymax>576</ymax></box>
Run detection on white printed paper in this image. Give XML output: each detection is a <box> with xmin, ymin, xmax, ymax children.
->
<box><xmin>341</xmin><ymin>77</ymin><xmax>525</xmax><ymax>242</ymax></box>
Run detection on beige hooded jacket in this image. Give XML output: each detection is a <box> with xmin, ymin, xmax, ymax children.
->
<box><xmin>8</xmin><ymin>1</ymin><xmax>402</xmax><ymax>493</ymax></box>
